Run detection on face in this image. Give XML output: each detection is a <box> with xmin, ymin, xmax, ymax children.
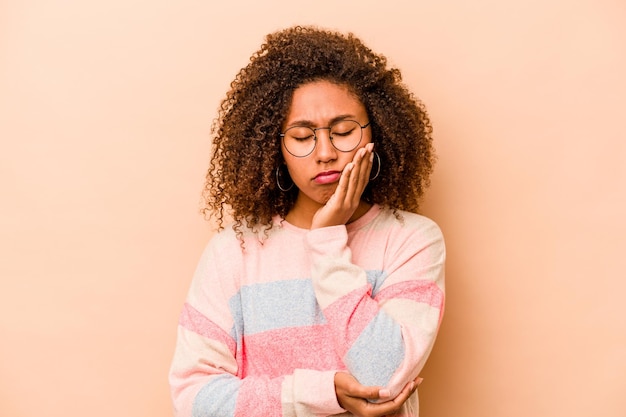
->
<box><xmin>281</xmin><ymin>80</ymin><xmax>372</xmax><ymax>214</ymax></box>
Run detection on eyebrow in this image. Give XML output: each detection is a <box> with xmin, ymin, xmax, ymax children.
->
<box><xmin>285</xmin><ymin>114</ymin><xmax>357</xmax><ymax>129</ymax></box>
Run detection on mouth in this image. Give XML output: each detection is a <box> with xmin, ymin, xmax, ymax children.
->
<box><xmin>313</xmin><ymin>170</ymin><xmax>341</xmax><ymax>185</ymax></box>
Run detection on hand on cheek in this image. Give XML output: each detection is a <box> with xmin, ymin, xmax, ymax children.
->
<box><xmin>310</xmin><ymin>143</ymin><xmax>374</xmax><ymax>229</ymax></box>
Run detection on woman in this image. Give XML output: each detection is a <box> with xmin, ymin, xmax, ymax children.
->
<box><xmin>169</xmin><ymin>26</ymin><xmax>445</xmax><ymax>417</ymax></box>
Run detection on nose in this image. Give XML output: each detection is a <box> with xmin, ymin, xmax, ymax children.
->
<box><xmin>313</xmin><ymin>128</ymin><xmax>337</xmax><ymax>162</ymax></box>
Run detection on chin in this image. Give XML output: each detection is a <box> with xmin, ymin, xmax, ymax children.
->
<box><xmin>297</xmin><ymin>185</ymin><xmax>337</xmax><ymax>207</ymax></box>
<box><xmin>316</xmin><ymin>188</ymin><xmax>337</xmax><ymax>205</ymax></box>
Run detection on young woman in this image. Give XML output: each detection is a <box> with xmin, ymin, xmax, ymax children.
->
<box><xmin>169</xmin><ymin>26</ymin><xmax>445</xmax><ymax>417</ymax></box>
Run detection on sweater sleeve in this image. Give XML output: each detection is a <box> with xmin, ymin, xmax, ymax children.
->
<box><xmin>305</xmin><ymin>216</ymin><xmax>445</xmax><ymax>399</ymax></box>
<box><xmin>169</xmin><ymin>233</ymin><xmax>345</xmax><ymax>417</ymax></box>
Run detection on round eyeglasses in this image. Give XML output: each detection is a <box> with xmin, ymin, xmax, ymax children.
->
<box><xmin>280</xmin><ymin>120</ymin><xmax>370</xmax><ymax>158</ymax></box>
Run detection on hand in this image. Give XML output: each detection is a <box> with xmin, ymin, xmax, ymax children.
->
<box><xmin>334</xmin><ymin>372</ymin><xmax>421</xmax><ymax>417</ymax></box>
<box><xmin>310</xmin><ymin>143</ymin><xmax>374</xmax><ymax>229</ymax></box>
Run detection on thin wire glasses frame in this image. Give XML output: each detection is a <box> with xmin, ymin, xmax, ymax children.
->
<box><xmin>280</xmin><ymin>120</ymin><xmax>371</xmax><ymax>158</ymax></box>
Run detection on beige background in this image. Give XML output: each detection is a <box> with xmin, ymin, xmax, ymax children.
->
<box><xmin>1</xmin><ymin>0</ymin><xmax>624</xmax><ymax>416</ymax></box>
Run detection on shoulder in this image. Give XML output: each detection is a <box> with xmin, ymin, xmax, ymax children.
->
<box><xmin>376</xmin><ymin>207</ymin><xmax>443</xmax><ymax>239</ymax></box>
<box><xmin>202</xmin><ymin>220</ymin><xmax>294</xmax><ymax>259</ymax></box>
<box><xmin>205</xmin><ymin>223</ymin><xmax>240</xmax><ymax>250</ymax></box>
<box><xmin>196</xmin><ymin>224</ymin><xmax>246</xmax><ymax>272</ymax></box>
<box><xmin>369</xmin><ymin>208</ymin><xmax>445</xmax><ymax>262</ymax></box>
<box><xmin>193</xmin><ymin>223</ymin><xmax>268</xmax><ymax>287</ymax></box>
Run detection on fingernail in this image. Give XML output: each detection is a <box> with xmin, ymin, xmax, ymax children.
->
<box><xmin>379</xmin><ymin>388</ymin><xmax>391</xmax><ymax>398</ymax></box>
<box><xmin>416</xmin><ymin>377</ymin><xmax>424</xmax><ymax>385</ymax></box>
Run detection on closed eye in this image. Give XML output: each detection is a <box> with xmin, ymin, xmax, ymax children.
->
<box><xmin>331</xmin><ymin>128</ymin><xmax>356</xmax><ymax>137</ymax></box>
<box><xmin>292</xmin><ymin>134</ymin><xmax>315</xmax><ymax>141</ymax></box>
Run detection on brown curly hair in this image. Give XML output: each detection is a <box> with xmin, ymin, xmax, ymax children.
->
<box><xmin>203</xmin><ymin>25</ymin><xmax>435</xmax><ymax>236</ymax></box>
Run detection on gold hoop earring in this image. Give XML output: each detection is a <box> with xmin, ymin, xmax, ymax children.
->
<box><xmin>370</xmin><ymin>152</ymin><xmax>381</xmax><ymax>181</ymax></box>
<box><xmin>276</xmin><ymin>165</ymin><xmax>294</xmax><ymax>192</ymax></box>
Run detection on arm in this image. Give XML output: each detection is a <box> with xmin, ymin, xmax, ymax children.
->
<box><xmin>170</xmin><ymin>325</ymin><xmax>342</xmax><ymax>417</ymax></box>
<box><xmin>169</xmin><ymin>233</ymin><xmax>346</xmax><ymax>417</ymax></box>
<box><xmin>307</xmin><ymin>144</ymin><xmax>445</xmax><ymax>401</ymax></box>
<box><xmin>306</xmin><ymin>216</ymin><xmax>445</xmax><ymax>399</ymax></box>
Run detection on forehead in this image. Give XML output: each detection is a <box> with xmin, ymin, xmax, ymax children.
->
<box><xmin>284</xmin><ymin>80</ymin><xmax>366</xmax><ymax>125</ymax></box>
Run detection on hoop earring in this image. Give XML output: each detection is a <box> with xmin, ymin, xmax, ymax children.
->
<box><xmin>370</xmin><ymin>152</ymin><xmax>381</xmax><ymax>181</ymax></box>
<box><xmin>276</xmin><ymin>165</ymin><xmax>294</xmax><ymax>192</ymax></box>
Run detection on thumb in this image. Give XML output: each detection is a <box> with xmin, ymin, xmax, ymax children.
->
<box><xmin>378</xmin><ymin>388</ymin><xmax>391</xmax><ymax>399</ymax></box>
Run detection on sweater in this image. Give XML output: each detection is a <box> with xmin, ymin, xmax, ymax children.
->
<box><xmin>169</xmin><ymin>204</ymin><xmax>445</xmax><ymax>417</ymax></box>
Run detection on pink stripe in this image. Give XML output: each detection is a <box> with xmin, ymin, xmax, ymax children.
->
<box><xmin>179</xmin><ymin>303</ymin><xmax>236</xmax><ymax>354</ymax></box>
<box><xmin>323</xmin><ymin>285</ymin><xmax>379</xmax><ymax>357</ymax></box>
<box><xmin>241</xmin><ymin>325</ymin><xmax>345</xmax><ymax>378</ymax></box>
<box><xmin>374</xmin><ymin>280</ymin><xmax>444</xmax><ymax>308</ymax></box>
<box><xmin>234</xmin><ymin>377</ymin><xmax>283</xmax><ymax>416</ymax></box>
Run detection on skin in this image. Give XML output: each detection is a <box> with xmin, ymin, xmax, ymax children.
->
<box><xmin>334</xmin><ymin>373</ymin><xmax>423</xmax><ymax>417</ymax></box>
<box><xmin>281</xmin><ymin>80</ymin><xmax>374</xmax><ymax>230</ymax></box>
<box><xmin>281</xmin><ymin>80</ymin><xmax>420</xmax><ymax>416</ymax></box>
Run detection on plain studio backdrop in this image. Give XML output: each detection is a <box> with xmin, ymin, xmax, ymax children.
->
<box><xmin>1</xmin><ymin>1</ymin><xmax>624</xmax><ymax>416</ymax></box>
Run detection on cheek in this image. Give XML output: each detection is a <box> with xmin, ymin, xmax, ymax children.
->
<box><xmin>280</xmin><ymin>148</ymin><xmax>294</xmax><ymax>171</ymax></box>
<box><xmin>282</xmin><ymin>157</ymin><xmax>303</xmax><ymax>181</ymax></box>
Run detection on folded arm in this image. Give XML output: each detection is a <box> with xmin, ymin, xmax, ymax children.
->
<box><xmin>306</xmin><ymin>216</ymin><xmax>445</xmax><ymax>400</ymax></box>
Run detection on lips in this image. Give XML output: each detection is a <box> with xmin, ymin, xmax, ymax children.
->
<box><xmin>313</xmin><ymin>170</ymin><xmax>341</xmax><ymax>184</ymax></box>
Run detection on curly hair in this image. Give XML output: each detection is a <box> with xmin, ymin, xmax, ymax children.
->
<box><xmin>203</xmin><ymin>25</ymin><xmax>435</xmax><ymax>236</ymax></box>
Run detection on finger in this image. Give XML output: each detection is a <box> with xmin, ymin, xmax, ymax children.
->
<box><xmin>364</xmin><ymin>380</ymin><xmax>415</xmax><ymax>414</ymax></box>
<box><xmin>334</xmin><ymin>162</ymin><xmax>353</xmax><ymax>202</ymax></box>
<box><xmin>392</xmin><ymin>380</ymin><xmax>416</xmax><ymax>403</ymax></box>
<box><xmin>344</xmin><ymin>150</ymin><xmax>364</xmax><ymax>203</ymax></box>
<box><xmin>347</xmin><ymin>383</ymin><xmax>385</xmax><ymax>401</ymax></box>
<box><xmin>378</xmin><ymin>388</ymin><xmax>391</xmax><ymax>399</ymax></box>
<box><xmin>350</xmin><ymin>144</ymin><xmax>373</xmax><ymax>199</ymax></box>
<box><xmin>335</xmin><ymin>372</ymin><xmax>384</xmax><ymax>400</ymax></box>
<box><xmin>345</xmin><ymin>146</ymin><xmax>371</xmax><ymax>204</ymax></box>
<box><xmin>356</xmin><ymin>143</ymin><xmax>374</xmax><ymax>190</ymax></box>
<box><xmin>369</xmin><ymin>383</ymin><xmax>415</xmax><ymax>416</ymax></box>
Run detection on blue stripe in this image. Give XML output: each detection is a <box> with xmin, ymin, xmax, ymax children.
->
<box><xmin>229</xmin><ymin>279</ymin><xmax>326</xmax><ymax>337</ymax></box>
<box><xmin>192</xmin><ymin>374</ymin><xmax>241</xmax><ymax>417</ymax></box>
<box><xmin>344</xmin><ymin>310</ymin><xmax>405</xmax><ymax>387</ymax></box>
<box><xmin>227</xmin><ymin>271</ymin><xmax>387</xmax><ymax>340</ymax></box>
<box><xmin>365</xmin><ymin>269</ymin><xmax>387</xmax><ymax>296</ymax></box>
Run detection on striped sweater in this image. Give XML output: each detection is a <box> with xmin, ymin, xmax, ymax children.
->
<box><xmin>169</xmin><ymin>204</ymin><xmax>445</xmax><ymax>417</ymax></box>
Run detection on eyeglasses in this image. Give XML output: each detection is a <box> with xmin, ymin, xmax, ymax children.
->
<box><xmin>280</xmin><ymin>120</ymin><xmax>370</xmax><ymax>158</ymax></box>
